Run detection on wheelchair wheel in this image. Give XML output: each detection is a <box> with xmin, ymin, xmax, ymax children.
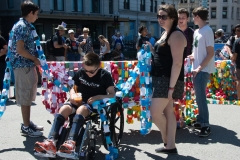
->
<box><xmin>101</xmin><ymin>102</ymin><xmax>124</xmax><ymax>150</ymax></box>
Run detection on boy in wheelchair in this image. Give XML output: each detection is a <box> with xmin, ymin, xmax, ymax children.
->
<box><xmin>34</xmin><ymin>52</ymin><xmax>115</xmax><ymax>158</ymax></box>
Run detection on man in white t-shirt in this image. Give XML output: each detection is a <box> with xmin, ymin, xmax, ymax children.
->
<box><xmin>188</xmin><ymin>7</ymin><xmax>214</xmax><ymax>137</ymax></box>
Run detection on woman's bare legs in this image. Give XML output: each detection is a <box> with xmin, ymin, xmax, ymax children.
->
<box><xmin>163</xmin><ymin>100</ymin><xmax>176</xmax><ymax>149</ymax></box>
<box><xmin>150</xmin><ymin>98</ymin><xmax>169</xmax><ymax>144</ymax></box>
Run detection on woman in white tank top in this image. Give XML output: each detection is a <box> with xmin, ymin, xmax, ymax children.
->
<box><xmin>98</xmin><ymin>35</ymin><xmax>111</xmax><ymax>61</ymax></box>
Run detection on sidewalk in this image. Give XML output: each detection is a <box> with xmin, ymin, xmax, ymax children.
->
<box><xmin>0</xmin><ymin>87</ymin><xmax>240</xmax><ymax>160</ymax></box>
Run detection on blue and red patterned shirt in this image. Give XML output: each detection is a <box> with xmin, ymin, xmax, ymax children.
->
<box><xmin>9</xmin><ymin>18</ymin><xmax>37</xmax><ymax>69</ymax></box>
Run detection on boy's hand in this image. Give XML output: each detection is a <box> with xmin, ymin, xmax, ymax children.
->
<box><xmin>87</xmin><ymin>95</ymin><xmax>101</xmax><ymax>104</ymax></box>
<box><xmin>70</xmin><ymin>94</ymin><xmax>80</xmax><ymax>106</ymax></box>
<box><xmin>187</xmin><ymin>55</ymin><xmax>194</xmax><ymax>63</ymax></box>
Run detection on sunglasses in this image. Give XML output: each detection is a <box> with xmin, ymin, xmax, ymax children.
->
<box><xmin>157</xmin><ymin>14</ymin><xmax>168</xmax><ymax>20</ymax></box>
<box><xmin>83</xmin><ymin>67</ymin><xmax>99</xmax><ymax>74</ymax></box>
<box><xmin>236</xmin><ymin>29</ymin><xmax>240</xmax><ymax>32</ymax></box>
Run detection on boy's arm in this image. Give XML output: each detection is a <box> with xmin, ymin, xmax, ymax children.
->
<box><xmin>87</xmin><ymin>86</ymin><xmax>115</xmax><ymax>104</ymax></box>
<box><xmin>16</xmin><ymin>40</ymin><xmax>40</xmax><ymax>65</ymax></box>
<box><xmin>199</xmin><ymin>46</ymin><xmax>214</xmax><ymax>69</ymax></box>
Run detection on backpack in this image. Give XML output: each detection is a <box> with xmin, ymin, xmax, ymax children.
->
<box><xmin>46</xmin><ymin>35</ymin><xmax>54</xmax><ymax>54</ymax></box>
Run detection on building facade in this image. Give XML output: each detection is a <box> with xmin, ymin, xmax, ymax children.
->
<box><xmin>0</xmin><ymin>0</ymin><xmax>181</xmax><ymax>43</ymax></box>
<box><xmin>178</xmin><ymin>0</ymin><xmax>240</xmax><ymax>33</ymax></box>
<box><xmin>208</xmin><ymin>0</ymin><xmax>240</xmax><ymax>33</ymax></box>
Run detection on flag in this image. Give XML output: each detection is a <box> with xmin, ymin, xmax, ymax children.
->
<box><xmin>61</xmin><ymin>21</ymin><xmax>67</xmax><ymax>28</ymax></box>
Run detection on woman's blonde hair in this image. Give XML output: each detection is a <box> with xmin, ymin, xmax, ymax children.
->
<box><xmin>98</xmin><ymin>35</ymin><xmax>108</xmax><ymax>42</ymax></box>
<box><xmin>83</xmin><ymin>27</ymin><xmax>90</xmax><ymax>32</ymax></box>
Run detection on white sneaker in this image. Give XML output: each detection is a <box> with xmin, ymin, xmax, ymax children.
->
<box><xmin>21</xmin><ymin>124</ymin><xmax>43</xmax><ymax>137</ymax></box>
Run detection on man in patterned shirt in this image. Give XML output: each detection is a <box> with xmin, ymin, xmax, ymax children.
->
<box><xmin>9</xmin><ymin>1</ymin><xmax>43</xmax><ymax>137</ymax></box>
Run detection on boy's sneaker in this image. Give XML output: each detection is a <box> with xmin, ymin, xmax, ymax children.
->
<box><xmin>57</xmin><ymin>140</ymin><xmax>77</xmax><ymax>159</ymax></box>
<box><xmin>199</xmin><ymin>126</ymin><xmax>211</xmax><ymax>137</ymax></box>
<box><xmin>34</xmin><ymin>139</ymin><xmax>56</xmax><ymax>158</ymax></box>
<box><xmin>58</xmin><ymin>140</ymin><xmax>76</xmax><ymax>154</ymax></box>
<box><xmin>193</xmin><ymin>122</ymin><xmax>202</xmax><ymax>129</ymax></box>
<box><xmin>30</xmin><ymin>121</ymin><xmax>44</xmax><ymax>131</ymax></box>
<box><xmin>21</xmin><ymin>124</ymin><xmax>43</xmax><ymax>137</ymax></box>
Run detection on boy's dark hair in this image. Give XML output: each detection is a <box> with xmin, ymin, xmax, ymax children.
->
<box><xmin>178</xmin><ymin>8</ymin><xmax>189</xmax><ymax>18</ymax></box>
<box><xmin>138</xmin><ymin>26</ymin><xmax>147</xmax><ymax>34</ymax></box>
<box><xmin>21</xmin><ymin>0</ymin><xmax>39</xmax><ymax>17</ymax></box>
<box><xmin>83</xmin><ymin>53</ymin><xmax>100</xmax><ymax>67</ymax></box>
<box><xmin>192</xmin><ymin>7</ymin><xmax>208</xmax><ymax>21</ymax></box>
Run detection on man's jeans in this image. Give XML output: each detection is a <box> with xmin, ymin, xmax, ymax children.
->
<box><xmin>67</xmin><ymin>52</ymin><xmax>80</xmax><ymax>61</ymax></box>
<box><xmin>193</xmin><ymin>71</ymin><xmax>210</xmax><ymax>127</ymax></box>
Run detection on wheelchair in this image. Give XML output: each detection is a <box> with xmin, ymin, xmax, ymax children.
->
<box><xmin>45</xmin><ymin>96</ymin><xmax>124</xmax><ymax>160</ymax></box>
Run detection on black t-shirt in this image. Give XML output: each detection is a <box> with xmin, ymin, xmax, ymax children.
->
<box><xmin>72</xmin><ymin>68</ymin><xmax>114</xmax><ymax>102</ymax></box>
<box><xmin>52</xmin><ymin>35</ymin><xmax>65</xmax><ymax>56</ymax></box>
<box><xmin>233</xmin><ymin>37</ymin><xmax>240</xmax><ymax>69</ymax></box>
<box><xmin>66</xmin><ymin>38</ymin><xmax>79</xmax><ymax>53</ymax></box>
<box><xmin>136</xmin><ymin>36</ymin><xmax>149</xmax><ymax>48</ymax></box>
<box><xmin>0</xmin><ymin>36</ymin><xmax>7</xmax><ymax>63</ymax></box>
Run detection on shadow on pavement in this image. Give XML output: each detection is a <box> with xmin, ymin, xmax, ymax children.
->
<box><xmin>176</xmin><ymin>125</ymin><xmax>240</xmax><ymax>147</ymax></box>
<box><xmin>1</xmin><ymin>123</ymin><xmax>237</xmax><ymax>160</ymax></box>
<box><xmin>0</xmin><ymin>136</ymin><xmax>46</xmax><ymax>159</ymax></box>
<box><xmin>115</xmin><ymin>129</ymin><xmax>199</xmax><ymax>160</ymax></box>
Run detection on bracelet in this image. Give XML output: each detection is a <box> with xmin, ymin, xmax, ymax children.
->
<box><xmin>169</xmin><ymin>87</ymin><xmax>174</xmax><ymax>91</ymax></box>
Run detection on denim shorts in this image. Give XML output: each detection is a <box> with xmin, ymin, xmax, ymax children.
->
<box><xmin>152</xmin><ymin>76</ymin><xmax>184</xmax><ymax>99</ymax></box>
<box><xmin>63</xmin><ymin>102</ymin><xmax>97</xmax><ymax>114</ymax></box>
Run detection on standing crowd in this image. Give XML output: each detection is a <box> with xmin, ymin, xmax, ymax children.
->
<box><xmin>1</xmin><ymin>0</ymin><xmax>240</xmax><ymax>158</ymax></box>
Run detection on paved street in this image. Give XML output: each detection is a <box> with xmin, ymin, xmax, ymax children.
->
<box><xmin>0</xmin><ymin>86</ymin><xmax>240</xmax><ymax>160</ymax></box>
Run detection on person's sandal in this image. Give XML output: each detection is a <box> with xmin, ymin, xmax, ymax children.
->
<box><xmin>155</xmin><ymin>148</ymin><xmax>178</xmax><ymax>154</ymax></box>
<box><xmin>155</xmin><ymin>143</ymin><xmax>167</xmax><ymax>152</ymax></box>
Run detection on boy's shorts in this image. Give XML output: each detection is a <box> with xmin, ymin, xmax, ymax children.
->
<box><xmin>14</xmin><ymin>67</ymin><xmax>38</xmax><ymax>106</ymax></box>
<box><xmin>63</xmin><ymin>102</ymin><xmax>98</xmax><ymax>115</ymax></box>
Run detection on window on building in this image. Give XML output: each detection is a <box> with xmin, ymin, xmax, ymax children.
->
<box><xmin>212</xmin><ymin>0</ymin><xmax>216</xmax><ymax>2</ymax></box>
<box><xmin>211</xmin><ymin>7</ymin><xmax>216</xmax><ymax>18</ymax></box>
<box><xmin>223</xmin><ymin>0</ymin><xmax>228</xmax><ymax>2</ymax></box>
<box><xmin>91</xmin><ymin>0</ymin><xmax>100</xmax><ymax>13</ymax></box>
<box><xmin>154</xmin><ymin>0</ymin><xmax>157</xmax><ymax>12</ymax></box>
<box><xmin>222</xmin><ymin>7</ymin><xmax>228</xmax><ymax>18</ymax></box>
<box><xmin>72</xmin><ymin>0</ymin><xmax>83</xmax><ymax>12</ymax></box>
<box><xmin>140</xmin><ymin>0</ymin><xmax>145</xmax><ymax>11</ymax></box>
<box><xmin>222</xmin><ymin>25</ymin><xmax>227</xmax><ymax>32</ymax></box>
<box><xmin>124</xmin><ymin>0</ymin><xmax>130</xmax><ymax>10</ymax></box>
<box><xmin>210</xmin><ymin>25</ymin><xmax>216</xmax><ymax>33</ymax></box>
<box><xmin>109</xmin><ymin>0</ymin><xmax>113</xmax><ymax>14</ymax></box>
<box><xmin>51</xmin><ymin>0</ymin><xmax>64</xmax><ymax>11</ymax></box>
<box><xmin>32</xmin><ymin>0</ymin><xmax>40</xmax><ymax>7</ymax></box>
<box><xmin>237</xmin><ymin>8</ymin><xmax>240</xmax><ymax>19</ymax></box>
<box><xmin>231</xmin><ymin>6</ymin><xmax>234</xmax><ymax>19</ymax></box>
<box><xmin>34</xmin><ymin>23</ymin><xmax>44</xmax><ymax>39</ymax></box>
<box><xmin>190</xmin><ymin>0</ymin><xmax>195</xmax><ymax>3</ymax></box>
<box><xmin>8</xmin><ymin>0</ymin><xmax>14</xmax><ymax>9</ymax></box>
<box><xmin>150</xmin><ymin>0</ymin><xmax>153</xmax><ymax>12</ymax></box>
